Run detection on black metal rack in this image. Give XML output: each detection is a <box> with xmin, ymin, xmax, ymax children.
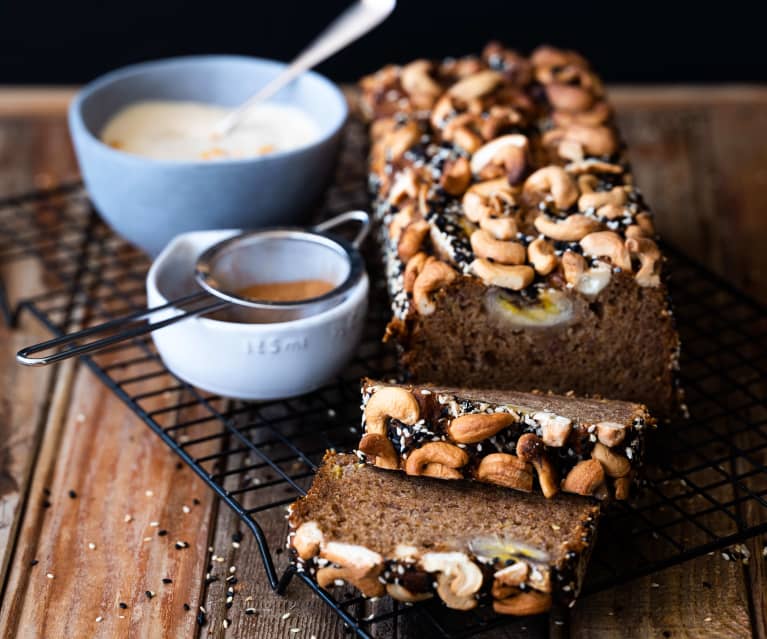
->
<box><xmin>1</xmin><ymin>180</ymin><xmax>766</xmax><ymax>639</ymax></box>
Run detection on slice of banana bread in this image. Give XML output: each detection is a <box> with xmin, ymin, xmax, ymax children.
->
<box><xmin>358</xmin><ymin>378</ymin><xmax>652</xmax><ymax>501</ymax></box>
<box><xmin>359</xmin><ymin>43</ymin><xmax>681</xmax><ymax>417</ymax></box>
<box><xmin>289</xmin><ymin>452</ymin><xmax>600</xmax><ymax>614</ymax></box>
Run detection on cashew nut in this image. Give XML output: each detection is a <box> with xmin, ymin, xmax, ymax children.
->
<box><xmin>533</xmin><ymin>412</ymin><xmax>573</xmax><ymax>447</ymax></box>
<box><xmin>403</xmin><ymin>252</ymin><xmax>432</xmax><ymax>293</ymax></box>
<box><xmin>431</xmin><ymin>93</ymin><xmax>456</xmax><ymax>129</ymax></box>
<box><xmin>561</xmin><ymin>250</ymin><xmax>586</xmax><ymax>286</ymax></box>
<box><xmin>580</xmin><ymin>231</ymin><xmax>632</xmax><ymax>271</ymax></box>
<box><xmin>578</xmin><ymin>185</ymin><xmax>628</xmax><ymax>217</ymax></box>
<box><xmin>388</xmin><ymin>204</ymin><xmax>418</xmax><ymax>240</ymax></box>
<box><xmin>565</xmin><ymin>159</ymin><xmax>625</xmax><ymax>175</ymax></box>
<box><xmin>363</xmin><ymin>386</ymin><xmax>420</xmax><ymax>436</ymax></box>
<box><xmin>523</xmin><ymin>166</ymin><xmax>579</xmax><ymax>210</ymax></box>
<box><xmin>477</xmin><ymin>453</ymin><xmax>534</xmax><ymax>492</ymax></box>
<box><xmin>318</xmin><ymin>542</ymin><xmax>385</xmax><ymax>598</ymax></box>
<box><xmin>447</xmin><ymin>412</ymin><xmax>516</xmax><ymax>444</ymax></box>
<box><xmin>615</xmin><ymin>475</ymin><xmax>632</xmax><ymax>500</ymax></box>
<box><xmin>448</xmin><ymin>70</ymin><xmax>503</xmax><ymax>102</ymax></box>
<box><xmin>386</xmin><ymin>583</ymin><xmax>433</xmax><ymax>603</ymax></box>
<box><xmin>405</xmin><ymin>442</ymin><xmax>469</xmax><ymax>477</ymax></box>
<box><xmin>451</xmin><ymin>125</ymin><xmax>484</xmax><ymax>154</ymax></box>
<box><xmin>470</xmin><ymin>259</ymin><xmax>534</xmax><ymax>291</ymax></box>
<box><xmin>470</xmin><ymin>229</ymin><xmax>526</xmax><ymax>265</ymax></box>
<box><xmin>493</xmin><ymin>591</ymin><xmax>552</xmax><ymax>616</ymax></box>
<box><xmin>412</xmin><ymin>259</ymin><xmax>457</xmax><ymax>315</ymax></box>
<box><xmin>545</xmin><ymin>83</ymin><xmax>594</xmax><ymax>112</ymax></box>
<box><xmin>462</xmin><ymin>178</ymin><xmax>515</xmax><ymax>223</ymax></box>
<box><xmin>440</xmin><ymin>156</ymin><xmax>472</xmax><ymax>195</ymax></box>
<box><xmin>400</xmin><ymin>60</ymin><xmax>442</xmax><ymax>107</ymax></box>
<box><xmin>591</xmin><ymin>442</ymin><xmax>631</xmax><ymax>478</ymax></box>
<box><xmin>493</xmin><ymin>562</ymin><xmax>529</xmax><ymax>588</ymax></box>
<box><xmin>534</xmin><ymin>213</ymin><xmax>602</xmax><ymax>242</ymax></box>
<box><xmin>383</xmin><ymin>121</ymin><xmax>420</xmax><ymax>161</ymax></box>
<box><xmin>562</xmin><ymin>458</ymin><xmax>605</xmax><ymax>497</ymax></box>
<box><xmin>596</xmin><ymin>421</ymin><xmax>627</xmax><ymax>447</ymax></box>
<box><xmin>479</xmin><ymin>215</ymin><xmax>518</xmax><ymax>240</ymax></box>
<box><xmin>387</xmin><ymin>170</ymin><xmax>420</xmax><ymax>206</ymax></box>
<box><xmin>516</xmin><ymin>433</ymin><xmax>559</xmax><ymax>499</ymax></box>
<box><xmin>480</xmin><ymin>105</ymin><xmax>523</xmax><ymax>142</ymax></box>
<box><xmin>420</xmin><ymin>552</ymin><xmax>483</xmax><ymax>611</ymax></box>
<box><xmin>626</xmin><ymin>236</ymin><xmax>661</xmax><ymax>287</ymax></box>
<box><xmin>544</xmin><ymin>124</ymin><xmax>619</xmax><ymax>158</ymax></box>
<box><xmin>470</xmin><ymin>134</ymin><xmax>528</xmax><ymax>176</ymax></box>
<box><xmin>292</xmin><ymin>521</ymin><xmax>324</xmax><ymax>560</ymax></box>
<box><xmin>397</xmin><ymin>219</ymin><xmax>430</xmax><ymax>262</ymax></box>
<box><xmin>553</xmin><ymin>101</ymin><xmax>612</xmax><ymax>127</ymax></box>
<box><xmin>527</xmin><ymin>238</ymin><xmax>557</xmax><ymax>275</ymax></box>
<box><xmin>358</xmin><ymin>432</ymin><xmax>399</xmax><ymax>470</ymax></box>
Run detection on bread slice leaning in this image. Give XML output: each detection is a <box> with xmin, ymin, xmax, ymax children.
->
<box><xmin>288</xmin><ymin>452</ymin><xmax>600</xmax><ymax>615</ymax></box>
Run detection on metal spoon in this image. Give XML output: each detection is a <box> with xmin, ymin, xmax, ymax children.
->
<box><xmin>214</xmin><ymin>0</ymin><xmax>396</xmax><ymax>137</ymax></box>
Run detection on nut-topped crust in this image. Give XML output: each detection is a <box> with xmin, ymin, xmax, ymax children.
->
<box><xmin>361</xmin><ymin>44</ymin><xmax>682</xmax><ymax>418</ymax></box>
<box><xmin>359</xmin><ymin>379</ymin><xmax>653</xmax><ymax>500</ymax></box>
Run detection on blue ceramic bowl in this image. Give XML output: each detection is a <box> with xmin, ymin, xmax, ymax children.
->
<box><xmin>69</xmin><ymin>56</ymin><xmax>348</xmax><ymax>256</ymax></box>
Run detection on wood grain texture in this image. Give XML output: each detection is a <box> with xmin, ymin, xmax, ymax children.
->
<box><xmin>0</xmin><ymin>87</ymin><xmax>765</xmax><ymax>639</ymax></box>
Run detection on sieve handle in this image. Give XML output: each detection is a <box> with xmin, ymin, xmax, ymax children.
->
<box><xmin>314</xmin><ymin>210</ymin><xmax>370</xmax><ymax>248</ymax></box>
<box><xmin>16</xmin><ymin>291</ymin><xmax>228</xmax><ymax>366</ymax></box>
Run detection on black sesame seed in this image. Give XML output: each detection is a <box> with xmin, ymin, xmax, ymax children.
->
<box><xmin>145</xmin><ymin>591</ymin><xmax>154</xmax><ymax>599</ymax></box>
<box><xmin>231</xmin><ymin>531</ymin><xmax>243</xmax><ymax>543</ymax></box>
<box><xmin>196</xmin><ymin>611</ymin><xmax>206</xmax><ymax>626</ymax></box>
<box><xmin>43</xmin><ymin>488</ymin><xmax>51</xmax><ymax>496</ymax></box>
<box><xmin>119</xmin><ymin>602</ymin><xmax>128</xmax><ymax>609</ymax></box>
<box><xmin>192</xmin><ymin>498</ymin><xmax>200</xmax><ymax>505</ymax></box>
<box><xmin>225</xmin><ymin>576</ymin><xmax>237</xmax><ymax>584</ymax></box>
<box><xmin>42</xmin><ymin>500</ymin><xmax>51</xmax><ymax>508</ymax></box>
<box><xmin>204</xmin><ymin>576</ymin><xmax>218</xmax><ymax>585</ymax></box>
<box><xmin>183</xmin><ymin>603</ymin><xmax>191</xmax><ymax>611</ymax></box>
<box><xmin>244</xmin><ymin>608</ymin><xmax>256</xmax><ymax>615</ymax></box>
<box><xmin>162</xmin><ymin>578</ymin><xmax>172</xmax><ymax>584</ymax></box>
<box><xmin>175</xmin><ymin>462</ymin><xmax>183</xmax><ymax>470</ymax></box>
<box><xmin>157</xmin><ymin>530</ymin><xmax>168</xmax><ymax>537</ymax></box>
<box><xmin>175</xmin><ymin>541</ymin><xmax>189</xmax><ymax>549</ymax></box>
<box><xmin>30</xmin><ymin>559</ymin><xmax>39</xmax><ymax>566</ymax></box>
<box><xmin>68</xmin><ymin>490</ymin><xmax>77</xmax><ymax>499</ymax></box>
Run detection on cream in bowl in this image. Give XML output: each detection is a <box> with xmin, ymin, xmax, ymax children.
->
<box><xmin>100</xmin><ymin>100</ymin><xmax>320</xmax><ymax>161</ymax></box>
<box><xmin>146</xmin><ymin>216</ymin><xmax>369</xmax><ymax>400</ymax></box>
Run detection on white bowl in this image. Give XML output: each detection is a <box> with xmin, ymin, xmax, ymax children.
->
<box><xmin>146</xmin><ymin>229</ymin><xmax>368</xmax><ymax>400</ymax></box>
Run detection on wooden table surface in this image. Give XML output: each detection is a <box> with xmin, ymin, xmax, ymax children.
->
<box><xmin>0</xmin><ymin>85</ymin><xmax>765</xmax><ymax>639</ymax></box>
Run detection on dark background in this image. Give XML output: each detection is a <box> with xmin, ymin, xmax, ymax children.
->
<box><xmin>1</xmin><ymin>0</ymin><xmax>765</xmax><ymax>84</ymax></box>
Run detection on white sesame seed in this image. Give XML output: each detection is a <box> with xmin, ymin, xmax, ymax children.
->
<box><xmin>281</xmin><ymin>612</ymin><xmax>291</xmax><ymax>620</ymax></box>
<box><xmin>145</xmin><ymin>490</ymin><xmax>153</xmax><ymax>497</ymax></box>
<box><xmin>232</xmin><ymin>542</ymin><xmax>240</xmax><ymax>549</ymax></box>
<box><xmin>124</xmin><ymin>514</ymin><xmax>133</xmax><ymax>523</ymax></box>
<box><xmin>46</xmin><ymin>573</ymin><xmax>54</xmax><ymax>579</ymax></box>
<box><xmin>290</xmin><ymin>629</ymin><xmax>300</xmax><ymax>634</ymax></box>
<box><xmin>149</xmin><ymin>521</ymin><xmax>159</xmax><ymax>527</ymax></box>
<box><xmin>143</xmin><ymin>537</ymin><xmax>152</xmax><ymax>543</ymax></box>
<box><xmin>88</xmin><ymin>542</ymin><xmax>97</xmax><ymax>550</ymax></box>
<box><xmin>704</xmin><ymin>617</ymin><xmax>712</xmax><ymax>622</ymax></box>
<box><xmin>76</xmin><ymin>413</ymin><xmax>85</xmax><ymax>423</ymax></box>
<box><xmin>651</xmin><ymin>582</ymin><xmax>660</xmax><ymax>588</ymax></box>
<box><xmin>182</xmin><ymin>505</ymin><xmax>191</xmax><ymax>514</ymax></box>
<box><xmin>95</xmin><ymin>616</ymin><xmax>103</xmax><ymax>623</ymax></box>
<box><xmin>223</xmin><ymin>619</ymin><xmax>230</xmax><ymax>629</ymax></box>
<box><xmin>229</xmin><ymin>566</ymin><xmax>236</xmax><ymax>573</ymax></box>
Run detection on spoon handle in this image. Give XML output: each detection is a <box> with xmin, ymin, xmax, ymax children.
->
<box><xmin>215</xmin><ymin>0</ymin><xmax>395</xmax><ymax>136</ymax></box>
<box><xmin>16</xmin><ymin>292</ymin><xmax>227</xmax><ymax>366</ymax></box>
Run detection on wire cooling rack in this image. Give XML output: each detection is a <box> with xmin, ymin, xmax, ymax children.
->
<box><xmin>1</xmin><ymin>178</ymin><xmax>766</xmax><ymax>638</ymax></box>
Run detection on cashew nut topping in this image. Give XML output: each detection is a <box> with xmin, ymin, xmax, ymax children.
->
<box><xmin>386</xmin><ymin>583</ymin><xmax>433</xmax><ymax>603</ymax></box>
<box><xmin>476</xmin><ymin>453</ymin><xmax>534</xmax><ymax>492</ymax></box>
<box><xmin>534</xmin><ymin>213</ymin><xmax>602</xmax><ymax>242</ymax></box>
<box><xmin>363</xmin><ymin>386</ymin><xmax>420</xmax><ymax>436</ymax></box>
<box><xmin>469</xmin><ymin>134</ymin><xmax>529</xmax><ymax>176</ymax></box>
<box><xmin>553</xmin><ymin>101</ymin><xmax>611</xmax><ymax>128</ymax></box>
<box><xmin>448</xmin><ymin>70</ymin><xmax>503</xmax><ymax>102</ymax></box>
<box><xmin>591</xmin><ymin>442</ymin><xmax>631</xmax><ymax>478</ymax></box>
<box><xmin>595</xmin><ymin>421</ymin><xmax>627</xmax><ymax>447</ymax></box>
<box><xmin>580</xmin><ymin>231</ymin><xmax>632</xmax><ymax>271</ymax></box>
<box><xmin>387</xmin><ymin>170</ymin><xmax>420</xmax><ymax>206</ymax></box>
<box><xmin>562</xmin><ymin>458</ymin><xmax>605</xmax><ymax>497</ymax></box>
<box><xmin>493</xmin><ymin>591</ymin><xmax>552</xmax><ymax>616</ymax></box>
<box><xmin>447</xmin><ymin>412</ymin><xmax>516</xmax><ymax>444</ymax></box>
<box><xmin>383</xmin><ymin>120</ymin><xmax>420</xmax><ymax>161</ymax></box>
<box><xmin>626</xmin><ymin>236</ymin><xmax>661</xmax><ymax>287</ymax></box>
<box><xmin>494</xmin><ymin>562</ymin><xmax>529</xmax><ymax>588</ymax></box>
<box><xmin>470</xmin><ymin>259</ymin><xmax>534</xmax><ymax>291</ymax></box>
<box><xmin>561</xmin><ymin>250</ymin><xmax>586</xmax><ymax>287</ymax></box>
<box><xmin>292</xmin><ymin>521</ymin><xmax>324</xmax><ymax>560</ymax></box>
<box><xmin>516</xmin><ymin>433</ymin><xmax>559</xmax><ymax>498</ymax></box>
<box><xmin>544</xmin><ymin>124</ymin><xmax>618</xmax><ymax>158</ymax></box>
<box><xmin>420</xmin><ymin>552</ymin><xmax>483</xmax><ymax>610</ymax></box>
<box><xmin>400</xmin><ymin>59</ymin><xmax>442</xmax><ymax>107</ymax></box>
<box><xmin>615</xmin><ymin>476</ymin><xmax>632</xmax><ymax>501</ymax></box>
<box><xmin>533</xmin><ymin>411</ymin><xmax>573</xmax><ymax>448</ymax></box>
<box><xmin>564</xmin><ymin>159</ymin><xmax>624</xmax><ymax>175</ymax></box>
<box><xmin>440</xmin><ymin>156</ymin><xmax>472</xmax><ymax>196</ymax></box>
<box><xmin>470</xmin><ymin>229</ymin><xmax>526</xmax><ymax>265</ymax></box>
<box><xmin>545</xmin><ymin>83</ymin><xmax>594</xmax><ymax>112</ymax></box>
<box><xmin>358</xmin><ymin>432</ymin><xmax>399</xmax><ymax>470</ymax></box>
<box><xmin>578</xmin><ymin>185</ymin><xmax>628</xmax><ymax>218</ymax></box>
<box><xmin>397</xmin><ymin>219</ymin><xmax>430</xmax><ymax>262</ymax></box>
<box><xmin>405</xmin><ymin>442</ymin><xmax>469</xmax><ymax>477</ymax></box>
<box><xmin>479</xmin><ymin>215</ymin><xmax>517</xmax><ymax>240</ymax></box>
<box><xmin>388</xmin><ymin>204</ymin><xmax>418</xmax><ymax>241</ymax></box>
<box><xmin>523</xmin><ymin>166</ymin><xmax>579</xmax><ymax>210</ymax></box>
<box><xmin>462</xmin><ymin>178</ymin><xmax>516</xmax><ymax>223</ymax></box>
<box><xmin>403</xmin><ymin>252</ymin><xmax>431</xmax><ymax>293</ymax></box>
<box><xmin>412</xmin><ymin>259</ymin><xmax>458</xmax><ymax>315</ymax></box>
<box><xmin>317</xmin><ymin>542</ymin><xmax>385</xmax><ymax>598</ymax></box>
<box><xmin>527</xmin><ymin>238</ymin><xmax>558</xmax><ymax>275</ymax></box>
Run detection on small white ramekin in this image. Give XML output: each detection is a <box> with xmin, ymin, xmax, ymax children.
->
<box><xmin>146</xmin><ymin>229</ymin><xmax>368</xmax><ymax>400</ymax></box>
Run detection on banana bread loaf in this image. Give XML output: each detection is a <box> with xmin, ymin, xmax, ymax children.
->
<box><xmin>358</xmin><ymin>378</ymin><xmax>653</xmax><ymax>500</ymax></box>
<box><xmin>289</xmin><ymin>452</ymin><xmax>600</xmax><ymax>614</ymax></box>
<box><xmin>359</xmin><ymin>43</ymin><xmax>681</xmax><ymax>417</ymax></box>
